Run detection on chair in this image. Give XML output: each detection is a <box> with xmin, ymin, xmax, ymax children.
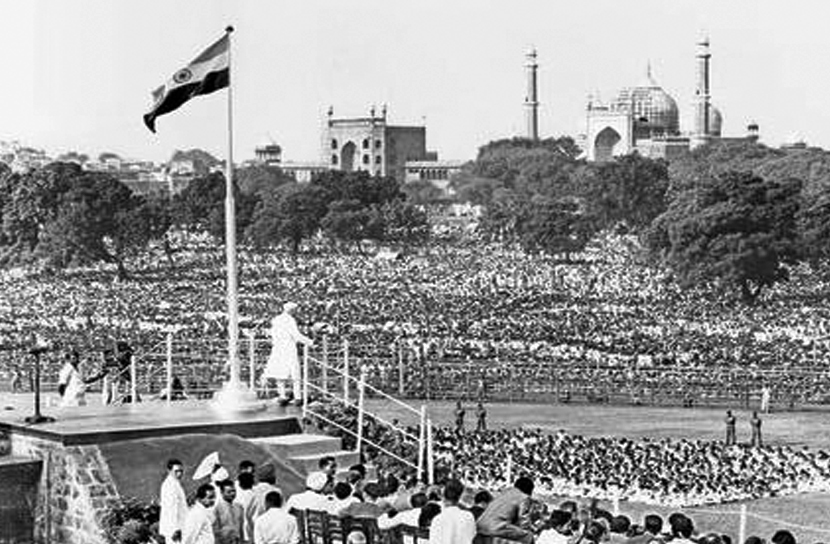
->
<box><xmin>290</xmin><ymin>509</ymin><xmax>308</xmax><ymax>544</ymax></box>
<box><xmin>341</xmin><ymin>516</ymin><xmax>381</xmax><ymax>544</ymax></box>
<box><xmin>399</xmin><ymin>525</ymin><xmax>431</xmax><ymax>544</ymax></box>
<box><xmin>326</xmin><ymin>513</ymin><xmax>346</xmax><ymax>544</ymax></box>
<box><xmin>306</xmin><ymin>509</ymin><xmax>331</xmax><ymax>544</ymax></box>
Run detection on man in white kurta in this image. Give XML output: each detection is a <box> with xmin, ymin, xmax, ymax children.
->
<box><xmin>160</xmin><ymin>460</ymin><xmax>188</xmax><ymax>543</ymax></box>
<box><xmin>254</xmin><ymin>491</ymin><xmax>299</xmax><ymax>544</ymax></box>
<box><xmin>183</xmin><ymin>484</ymin><xmax>217</xmax><ymax>544</ymax></box>
<box><xmin>263</xmin><ymin>302</ymin><xmax>312</xmax><ymax>402</ymax></box>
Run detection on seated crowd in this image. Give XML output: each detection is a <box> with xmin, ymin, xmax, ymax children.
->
<box><xmin>158</xmin><ymin>455</ymin><xmax>809</xmax><ymax>544</ymax></box>
<box><xmin>431</xmin><ymin>428</ymin><xmax>830</xmax><ymax>507</ymax></box>
<box><xmin>4</xmin><ymin>232</ymin><xmax>830</xmax><ymax>407</ymax></box>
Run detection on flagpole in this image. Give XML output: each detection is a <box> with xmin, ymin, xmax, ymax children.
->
<box><xmin>215</xmin><ymin>25</ymin><xmax>262</xmax><ymax>413</ymax></box>
<box><xmin>224</xmin><ymin>25</ymin><xmax>240</xmax><ymax>387</ymax></box>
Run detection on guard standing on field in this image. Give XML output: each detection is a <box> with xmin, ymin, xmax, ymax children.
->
<box><xmin>455</xmin><ymin>400</ymin><xmax>466</xmax><ymax>433</ymax></box>
<box><xmin>476</xmin><ymin>402</ymin><xmax>487</xmax><ymax>431</ymax></box>
<box><xmin>724</xmin><ymin>410</ymin><xmax>737</xmax><ymax>446</ymax></box>
<box><xmin>750</xmin><ymin>411</ymin><xmax>763</xmax><ymax>447</ymax></box>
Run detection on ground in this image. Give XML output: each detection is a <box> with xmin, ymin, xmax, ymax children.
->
<box><xmin>4</xmin><ymin>393</ymin><xmax>830</xmax><ymax>542</ymax></box>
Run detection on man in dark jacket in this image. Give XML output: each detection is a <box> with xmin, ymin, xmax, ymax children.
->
<box><xmin>476</xmin><ymin>477</ymin><xmax>535</xmax><ymax>544</ymax></box>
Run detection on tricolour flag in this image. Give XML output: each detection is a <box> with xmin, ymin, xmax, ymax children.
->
<box><xmin>143</xmin><ymin>34</ymin><xmax>230</xmax><ymax>133</ymax></box>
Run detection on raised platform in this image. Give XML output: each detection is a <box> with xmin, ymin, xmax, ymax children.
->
<box><xmin>0</xmin><ymin>397</ymin><xmax>303</xmax><ymax>446</ymax></box>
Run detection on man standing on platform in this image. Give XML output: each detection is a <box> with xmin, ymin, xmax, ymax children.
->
<box><xmin>160</xmin><ymin>459</ymin><xmax>188</xmax><ymax>543</ymax></box>
<box><xmin>264</xmin><ymin>302</ymin><xmax>313</xmax><ymax>405</ymax></box>
<box><xmin>750</xmin><ymin>411</ymin><xmax>763</xmax><ymax>447</ymax></box>
<box><xmin>724</xmin><ymin>410</ymin><xmax>737</xmax><ymax>446</ymax></box>
<box><xmin>184</xmin><ymin>484</ymin><xmax>217</xmax><ymax>544</ymax></box>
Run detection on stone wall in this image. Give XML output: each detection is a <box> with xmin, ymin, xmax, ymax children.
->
<box><xmin>10</xmin><ymin>434</ymin><xmax>120</xmax><ymax>544</ymax></box>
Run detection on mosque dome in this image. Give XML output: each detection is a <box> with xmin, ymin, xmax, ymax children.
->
<box><xmin>708</xmin><ymin>105</ymin><xmax>723</xmax><ymax>137</ymax></box>
<box><xmin>614</xmin><ymin>65</ymin><xmax>680</xmax><ymax>135</ymax></box>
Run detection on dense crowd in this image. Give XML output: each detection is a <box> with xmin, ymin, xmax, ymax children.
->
<box><xmin>3</xmin><ymin>230</ymin><xmax>830</xmax><ymax>406</ymax></box>
<box><xmin>431</xmin><ymin>427</ymin><xmax>830</xmax><ymax>508</ymax></box>
<box><xmin>151</xmin><ymin>451</ymin><xmax>821</xmax><ymax>544</ymax></box>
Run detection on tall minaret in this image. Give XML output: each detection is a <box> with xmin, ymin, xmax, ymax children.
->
<box><xmin>693</xmin><ymin>36</ymin><xmax>711</xmax><ymax>145</ymax></box>
<box><xmin>524</xmin><ymin>48</ymin><xmax>539</xmax><ymax>140</ymax></box>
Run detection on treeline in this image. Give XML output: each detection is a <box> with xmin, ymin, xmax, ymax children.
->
<box><xmin>454</xmin><ymin>137</ymin><xmax>830</xmax><ymax>302</ymax></box>
<box><xmin>0</xmin><ymin>162</ymin><xmax>428</xmax><ymax>278</ymax></box>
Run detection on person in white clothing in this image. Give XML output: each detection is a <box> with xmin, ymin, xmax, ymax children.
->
<box><xmin>159</xmin><ymin>459</ymin><xmax>188</xmax><ymax>543</ymax></box>
<box><xmin>254</xmin><ymin>491</ymin><xmax>300</xmax><ymax>544</ymax></box>
<box><xmin>285</xmin><ymin>472</ymin><xmax>331</xmax><ymax>512</ymax></box>
<box><xmin>183</xmin><ymin>484</ymin><xmax>217</xmax><ymax>544</ymax></box>
<box><xmin>263</xmin><ymin>302</ymin><xmax>313</xmax><ymax>403</ymax></box>
<box><xmin>429</xmin><ymin>480</ymin><xmax>476</xmax><ymax>544</ymax></box>
<box><xmin>57</xmin><ymin>349</ymin><xmax>105</xmax><ymax>408</ymax></box>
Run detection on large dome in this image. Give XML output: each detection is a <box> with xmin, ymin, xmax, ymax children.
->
<box><xmin>614</xmin><ymin>67</ymin><xmax>680</xmax><ymax>135</ymax></box>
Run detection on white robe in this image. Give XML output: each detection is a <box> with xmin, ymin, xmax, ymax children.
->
<box><xmin>159</xmin><ymin>474</ymin><xmax>188</xmax><ymax>539</ymax></box>
<box><xmin>264</xmin><ymin>312</ymin><xmax>312</xmax><ymax>380</ymax></box>
<box><xmin>58</xmin><ymin>363</ymin><xmax>86</xmax><ymax>407</ymax></box>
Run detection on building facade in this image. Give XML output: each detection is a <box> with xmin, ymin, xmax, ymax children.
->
<box><xmin>584</xmin><ymin>38</ymin><xmax>734</xmax><ymax>162</ymax></box>
<box><xmin>322</xmin><ymin>106</ymin><xmax>433</xmax><ymax>183</ymax></box>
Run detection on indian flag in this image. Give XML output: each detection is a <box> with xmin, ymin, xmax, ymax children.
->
<box><xmin>143</xmin><ymin>33</ymin><xmax>230</xmax><ymax>133</ymax></box>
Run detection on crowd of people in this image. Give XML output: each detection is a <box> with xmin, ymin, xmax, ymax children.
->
<box><xmin>3</xmin><ymin>230</ymin><xmax>830</xmax><ymax>407</ymax></box>
<box><xmin>430</xmin><ymin>426</ymin><xmax>830</xmax><ymax>508</ymax></box>
<box><xmin>152</xmin><ymin>452</ymin><xmax>817</xmax><ymax>544</ymax></box>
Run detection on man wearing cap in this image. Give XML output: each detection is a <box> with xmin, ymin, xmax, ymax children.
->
<box><xmin>264</xmin><ymin>302</ymin><xmax>313</xmax><ymax>405</ymax></box>
<box><xmin>285</xmin><ymin>471</ymin><xmax>331</xmax><ymax>512</ymax></box>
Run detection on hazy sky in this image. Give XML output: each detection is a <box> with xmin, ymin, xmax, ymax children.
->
<box><xmin>3</xmin><ymin>0</ymin><xmax>829</xmax><ymax>163</ymax></box>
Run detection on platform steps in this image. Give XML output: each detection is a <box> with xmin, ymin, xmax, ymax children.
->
<box><xmin>250</xmin><ymin>433</ymin><xmax>375</xmax><ymax>479</ymax></box>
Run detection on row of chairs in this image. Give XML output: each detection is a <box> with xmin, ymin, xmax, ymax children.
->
<box><xmin>291</xmin><ymin>509</ymin><xmax>430</xmax><ymax>544</ymax></box>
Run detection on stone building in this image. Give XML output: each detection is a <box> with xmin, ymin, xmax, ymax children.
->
<box><xmin>322</xmin><ymin>105</ymin><xmax>434</xmax><ymax>183</ymax></box>
<box><xmin>583</xmin><ymin>37</ymin><xmax>747</xmax><ymax>162</ymax></box>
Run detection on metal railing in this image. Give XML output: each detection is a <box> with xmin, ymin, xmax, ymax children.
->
<box><xmin>299</xmin><ymin>344</ymin><xmax>436</xmax><ymax>482</ymax></box>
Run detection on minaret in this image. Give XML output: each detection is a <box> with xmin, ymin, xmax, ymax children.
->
<box><xmin>524</xmin><ymin>48</ymin><xmax>539</xmax><ymax>140</ymax></box>
<box><xmin>693</xmin><ymin>36</ymin><xmax>711</xmax><ymax>146</ymax></box>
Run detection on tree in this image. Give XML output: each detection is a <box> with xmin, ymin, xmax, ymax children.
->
<box><xmin>1</xmin><ymin>162</ymin><xmax>81</xmax><ymax>260</ymax></box>
<box><xmin>321</xmin><ymin>199</ymin><xmax>383</xmax><ymax>252</ymax></box>
<box><xmin>235</xmin><ymin>164</ymin><xmax>293</xmax><ymax>197</ymax></box>
<box><xmin>798</xmin><ymin>186</ymin><xmax>830</xmax><ymax>266</ymax></box>
<box><xmin>33</xmin><ymin>172</ymin><xmax>160</xmax><ymax>279</ymax></box>
<box><xmin>518</xmin><ymin>198</ymin><xmax>592</xmax><ymax>261</ymax></box>
<box><xmin>311</xmin><ymin>170</ymin><xmax>403</xmax><ymax>207</ymax></box>
<box><xmin>579</xmin><ymin>153</ymin><xmax>669</xmax><ymax>232</ymax></box>
<box><xmin>401</xmin><ymin>179</ymin><xmax>445</xmax><ymax>206</ymax></box>
<box><xmin>171</xmin><ymin>172</ymin><xmax>256</xmax><ymax>240</ymax></box>
<box><xmin>246</xmin><ymin>183</ymin><xmax>329</xmax><ymax>252</ymax></box>
<box><xmin>648</xmin><ymin>170</ymin><xmax>802</xmax><ymax>303</ymax></box>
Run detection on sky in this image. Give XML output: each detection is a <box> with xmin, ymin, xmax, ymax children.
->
<box><xmin>2</xmin><ymin>0</ymin><xmax>829</xmax><ymax>164</ymax></box>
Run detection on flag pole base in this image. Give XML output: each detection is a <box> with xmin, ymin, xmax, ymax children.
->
<box><xmin>212</xmin><ymin>380</ymin><xmax>265</xmax><ymax>415</ymax></box>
